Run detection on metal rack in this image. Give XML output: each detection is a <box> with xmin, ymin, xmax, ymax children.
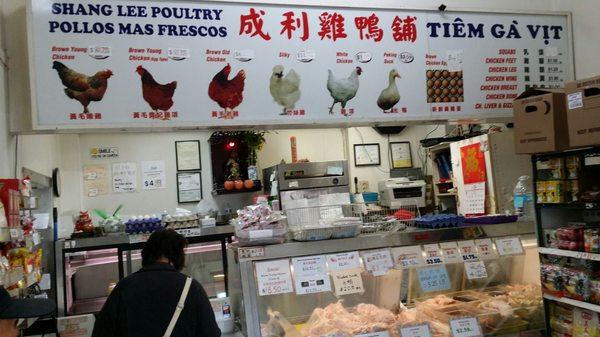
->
<box><xmin>54</xmin><ymin>225</ymin><xmax>235</xmax><ymax>316</ymax></box>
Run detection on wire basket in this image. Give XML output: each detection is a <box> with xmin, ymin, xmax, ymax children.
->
<box><xmin>357</xmin><ymin>204</ymin><xmax>420</xmax><ymax>234</ymax></box>
<box><xmin>285</xmin><ymin>204</ymin><xmax>363</xmax><ymax>241</ymax></box>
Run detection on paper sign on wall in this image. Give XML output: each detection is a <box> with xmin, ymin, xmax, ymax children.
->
<box><xmin>255</xmin><ymin>259</ymin><xmax>294</xmax><ymax>296</ymax></box>
<box><xmin>291</xmin><ymin>256</ymin><xmax>331</xmax><ymax>295</ymax></box>
<box><xmin>361</xmin><ymin>249</ymin><xmax>394</xmax><ymax>276</ymax></box>
<box><xmin>141</xmin><ymin>161</ymin><xmax>166</xmax><ymax>190</ymax></box>
<box><xmin>495</xmin><ymin>237</ymin><xmax>524</xmax><ymax>256</ymax></box>
<box><xmin>327</xmin><ymin>251</ymin><xmax>361</xmax><ymax>271</ymax></box>
<box><xmin>83</xmin><ymin>164</ymin><xmax>109</xmax><ymax>197</ymax></box>
<box><xmin>57</xmin><ymin>314</ymin><xmax>95</xmax><ymax>337</ymax></box>
<box><xmin>423</xmin><ymin>244</ymin><xmax>444</xmax><ymax>265</ymax></box>
<box><xmin>331</xmin><ymin>268</ymin><xmax>364</xmax><ymax>296</ymax></box>
<box><xmin>474</xmin><ymin>239</ymin><xmax>496</xmax><ymax>260</ymax></box>
<box><xmin>418</xmin><ymin>266</ymin><xmax>451</xmax><ymax>293</ymax></box>
<box><xmin>112</xmin><ymin>162</ymin><xmax>137</xmax><ymax>193</ymax></box>
<box><xmin>449</xmin><ymin>317</ymin><xmax>483</xmax><ymax>337</ymax></box>
<box><xmin>440</xmin><ymin>242</ymin><xmax>461</xmax><ymax>264</ymax></box>
<box><xmin>457</xmin><ymin>240</ymin><xmax>479</xmax><ymax>261</ymax></box>
<box><xmin>90</xmin><ymin>147</ymin><xmax>118</xmax><ymax>159</ymax></box>
<box><xmin>464</xmin><ymin>261</ymin><xmax>488</xmax><ymax>280</ymax></box>
<box><xmin>399</xmin><ymin>323</ymin><xmax>432</xmax><ymax>337</ymax></box>
<box><xmin>391</xmin><ymin>246</ymin><xmax>424</xmax><ymax>269</ymax></box>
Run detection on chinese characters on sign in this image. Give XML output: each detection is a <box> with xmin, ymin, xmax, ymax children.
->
<box><xmin>292</xmin><ymin>256</ymin><xmax>331</xmax><ymax>295</ymax></box>
<box><xmin>255</xmin><ymin>259</ymin><xmax>294</xmax><ymax>296</ymax></box>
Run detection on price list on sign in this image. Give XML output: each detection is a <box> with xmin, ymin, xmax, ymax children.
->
<box><xmin>331</xmin><ymin>268</ymin><xmax>364</xmax><ymax>296</ymax></box>
<box><xmin>449</xmin><ymin>317</ymin><xmax>483</xmax><ymax>337</ymax></box>
<box><xmin>255</xmin><ymin>259</ymin><xmax>294</xmax><ymax>296</ymax></box>
<box><xmin>495</xmin><ymin>237</ymin><xmax>524</xmax><ymax>256</ymax></box>
<box><xmin>327</xmin><ymin>251</ymin><xmax>362</xmax><ymax>271</ymax></box>
<box><xmin>457</xmin><ymin>240</ymin><xmax>479</xmax><ymax>261</ymax></box>
<box><xmin>361</xmin><ymin>249</ymin><xmax>394</xmax><ymax>276</ymax></box>
<box><xmin>423</xmin><ymin>244</ymin><xmax>444</xmax><ymax>265</ymax></box>
<box><xmin>474</xmin><ymin>239</ymin><xmax>496</xmax><ymax>260</ymax></box>
<box><xmin>464</xmin><ymin>261</ymin><xmax>488</xmax><ymax>280</ymax></box>
<box><xmin>391</xmin><ymin>246</ymin><xmax>424</xmax><ymax>269</ymax></box>
<box><xmin>398</xmin><ymin>323</ymin><xmax>432</xmax><ymax>337</ymax></box>
<box><xmin>292</xmin><ymin>255</ymin><xmax>331</xmax><ymax>295</ymax></box>
<box><xmin>440</xmin><ymin>242</ymin><xmax>461</xmax><ymax>264</ymax></box>
<box><xmin>418</xmin><ymin>266</ymin><xmax>451</xmax><ymax>293</ymax></box>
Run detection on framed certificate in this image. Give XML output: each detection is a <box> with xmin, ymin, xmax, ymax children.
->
<box><xmin>177</xmin><ymin>172</ymin><xmax>202</xmax><ymax>203</ymax></box>
<box><xmin>175</xmin><ymin>140</ymin><xmax>201</xmax><ymax>171</ymax></box>
<box><xmin>390</xmin><ymin>142</ymin><xmax>413</xmax><ymax>168</ymax></box>
<box><xmin>353</xmin><ymin>143</ymin><xmax>381</xmax><ymax>167</ymax></box>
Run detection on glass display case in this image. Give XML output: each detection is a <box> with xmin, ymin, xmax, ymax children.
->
<box><xmin>55</xmin><ymin>225</ymin><xmax>234</xmax><ymax>316</ymax></box>
<box><xmin>227</xmin><ymin>222</ymin><xmax>543</xmax><ymax>337</ymax></box>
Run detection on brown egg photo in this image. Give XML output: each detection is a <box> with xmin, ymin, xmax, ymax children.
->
<box><xmin>442</xmin><ymin>79</ymin><xmax>449</xmax><ymax>87</ymax></box>
<box><xmin>458</xmin><ymin>96</ymin><xmax>464</xmax><ymax>102</ymax></box>
<box><xmin>443</xmin><ymin>97</ymin><xmax>450</xmax><ymax>102</ymax></box>
<box><xmin>434</xmin><ymin>80</ymin><xmax>441</xmax><ymax>87</ymax></box>
<box><xmin>457</xmin><ymin>71</ymin><xmax>463</xmax><ymax>78</ymax></box>
<box><xmin>427</xmin><ymin>80</ymin><xmax>434</xmax><ymax>87</ymax></box>
<box><xmin>435</xmin><ymin>88</ymin><xmax>442</xmax><ymax>95</ymax></box>
<box><xmin>426</xmin><ymin>70</ymin><xmax>434</xmax><ymax>79</ymax></box>
<box><xmin>442</xmin><ymin>88</ymin><xmax>450</xmax><ymax>95</ymax></box>
<box><xmin>450</xmin><ymin>79</ymin><xmax>457</xmax><ymax>86</ymax></box>
<box><xmin>428</xmin><ymin>88</ymin><xmax>434</xmax><ymax>96</ymax></box>
<box><xmin>434</xmin><ymin>70</ymin><xmax>442</xmax><ymax>78</ymax></box>
<box><xmin>427</xmin><ymin>97</ymin><xmax>434</xmax><ymax>103</ymax></box>
<box><xmin>458</xmin><ymin>88</ymin><xmax>464</xmax><ymax>94</ymax></box>
<box><xmin>458</xmin><ymin>79</ymin><xmax>463</xmax><ymax>86</ymax></box>
<box><xmin>442</xmin><ymin>70</ymin><xmax>449</xmax><ymax>77</ymax></box>
<box><xmin>450</xmin><ymin>88</ymin><xmax>457</xmax><ymax>95</ymax></box>
<box><xmin>435</xmin><ymin>97</ymin><xmax>442</xmax><ymax>103</ymax></box>
<box><xmin>450</xmin><ymin>96</ymin><xmax>457</xmax><ymax>102</ymax></box>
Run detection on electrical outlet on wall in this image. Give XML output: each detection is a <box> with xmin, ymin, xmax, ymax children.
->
<box><xmin>358</xmin><ymin>180</ymin><xmax>369</xmax><ymax>193</ymax></box>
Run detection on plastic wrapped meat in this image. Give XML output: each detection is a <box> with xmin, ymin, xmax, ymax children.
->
<box><xmin>353</xmin><ymin>303</ymin><xmax>396</xmax><ymax>325</ymax></box>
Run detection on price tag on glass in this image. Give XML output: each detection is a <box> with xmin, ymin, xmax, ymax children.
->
<box><xmin>449</xmin><ymin>317</ymin><xmax>483</xmax><ymax>337</ymax></box>
<box><xmin>440</xmin><ymin>242</ymin><xmax>461</xmax><ymax>264</ymax></box>
<box><xmin>457</xmin><ymin>240</ymin><xmax>479</xmax><ymax>261</ymax></box>
<box><xmin>418</xmin><ymin>266</ymin><xmax>451</xmax><ymax>293</ymax></box>
<box><xmin>327</xmin><ymin>251</ymin><xmax>361</xmax><ymax>271</ymax></box>
<box><xmin>391</xmin><ymin>246</ymin><xmax>424</xmax><ymax>269</ymax></box>
<box><xmin>423</xmin><ymin>244</ymin><xmax>444</xmax><ymax>265</ymax></box>
<box><xmin>399</xmin><ymin>323</ymin><xmax>432</xmax><ymax>337</ymax></box>
<box><xmin>474</xmin><ymin>239</ymin><xmax>496</xmax><ymax>260</ymax></box>
<box><xmin>464</xmin><ymin>261</ymin><xmax>488</xmax><ymax>280</ymax></box>
<box><xmin>362</xmin><ymin>249</ymin><xmax>394</xmax><ymax>276</ymax></box>
<box><xmin>331</xmin><ymin>268</ymin><xmax>364</xmax><ymax>296</ymax></box>
<box><xmin>495</xmin><ymin>237</ymin><xmax>524</xmax><ymax>256</ymax></box>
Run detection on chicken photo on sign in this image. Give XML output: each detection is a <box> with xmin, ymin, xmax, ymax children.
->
<box><xmin>52</xmin><ymin>61</ymin><xmax>113</xmax><ymax>114</ymax></box>
<box><xmin>327</xmin><ymin>66</ymin><xmax>361</xmax><ymax>115</ymax></box>
<box><xmin>377</xmin><ymin>69</ymin><xmax>401</xmax><ymax>113</ymax></box>
<box><xmin>208</xmin><ymin>64</ymin><xmax>245</xmax><ymax>119</ymax></box>
<box><xmin>136</xmin><ymin>65</ymin><xmax>177</xmax><ymax>115</ymax></box>
<box><xmin>269</xmin><ymin>65</ymin><xmax>301</xmax><ymax>116</ymax></box>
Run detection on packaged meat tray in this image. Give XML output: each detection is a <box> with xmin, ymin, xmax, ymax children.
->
<box><xmin>235</xmin><ymin>204</ymin><xmax>288</xmax><ymax>246</ymax></box>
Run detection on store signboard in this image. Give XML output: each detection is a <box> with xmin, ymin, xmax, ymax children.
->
<box><xmin>28</xmin><ymin>0</ymin><xmax>571</xmax><ymax>130</ymax></box>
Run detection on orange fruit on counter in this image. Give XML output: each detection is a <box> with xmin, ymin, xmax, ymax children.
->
<box><xmin>224</xmin><ymin>181</ymin><xmax>235</xmax><ymax>190</ymax></box>
<box><xmin>244</xmin><ymin>180</ymin><xmax>254</xmax><ymax>189</ymax></box>
<box><xmin>234</xmin><ymin>180</ymin><xmax>244</xmax><ymax>190</ymax></box>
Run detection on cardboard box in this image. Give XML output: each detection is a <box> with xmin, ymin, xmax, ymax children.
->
<box><xmin>565</xmin><ymin>75</ymin><xmax>600</xmax><ymax>147</ymax></box>
<box><xmin>513</xmin><ymin>88</ymin><xmax>569</xmax><ymax>154</ymax></box>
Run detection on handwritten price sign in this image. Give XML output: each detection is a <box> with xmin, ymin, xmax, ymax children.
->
<box><xmin>495</xmin><ymin>237</ymin><xmax>524</xmax><ymax>256</ymax></box>
<box><xmin>423</xmin><ymin>244</ymin><xmax>444</xmax><ymax>265</ymax></box>
<box><xmin>392</xmin><ymin>246</ymin><xmax>424</xmax><ymax>269</ymax></box>
<box><xmin>458</xmin><ymin>240</ymin><xmax>479</xmax><ymax>262</ymax></box>
<box><xmin>449</xmin><ymin>317</ymin><xmax>483</xmax><ymax>337</ymax></box>
<box><xmin>331</xmin><ymin>268</ymin><xmax>364</xmax><ymax>296</ymax></box>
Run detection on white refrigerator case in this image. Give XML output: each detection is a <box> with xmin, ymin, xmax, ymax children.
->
<box><xmin>450</xmin><ymin>132</ymin><xmax>533</xmax><ymax>215</ymax></box>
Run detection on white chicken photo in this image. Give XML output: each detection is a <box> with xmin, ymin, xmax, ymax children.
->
<box><xmin>377</xmin><ymin>69</ymin><xmax>401</xmax><ymax>113</ymax></box>
<box><xmin>327</xmin><ymin>66</ymin><xmax>362</xmax><ymax>114</ymax></box>
<box><xmin>270</xmin><ymin>65</ymin><xmax>301</xmax><ymax>115</ymax></box>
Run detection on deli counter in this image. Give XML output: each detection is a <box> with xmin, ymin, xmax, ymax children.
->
<box><xmin>227</xmin><ymin>222</ymin><xmax>543</xmax><ymax>337</ymax></box>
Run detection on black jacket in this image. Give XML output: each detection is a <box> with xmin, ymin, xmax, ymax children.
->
<box><xmin>92</xmin><ymin>263</ymin><xmax>221</xmax><ymax>337</ymax></box>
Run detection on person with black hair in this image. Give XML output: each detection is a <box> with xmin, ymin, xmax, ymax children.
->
<box><xmin>92</xmin><ymin>229</ymin><xmax>221</xmax><ymax>337</ymax></box>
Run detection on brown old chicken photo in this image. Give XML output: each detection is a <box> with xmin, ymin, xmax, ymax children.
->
<box><xmin>208</xmin><ymin>63</ymin><xmax>245</xmax><ymax>118</ymax></box>
<box><xmin>52</xmin><ymin>61</ymin><xmax>113</xmax><ymax>114</ymax></box>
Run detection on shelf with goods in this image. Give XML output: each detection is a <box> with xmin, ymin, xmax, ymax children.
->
<box><xmin>426</xmin><ymin>142</ymin><xmax>457</xmax><ymax>212</ymax></box>
<box><xmin>532</xmin><ymin>146</ymin><xmax>600</xmax><ymax>336</ymax></box>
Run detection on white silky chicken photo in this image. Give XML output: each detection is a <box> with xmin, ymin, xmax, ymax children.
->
<box><xmin>270</xmin><ymin>65</ymin><xmax>301</xmax><ymax>115</ymax></box>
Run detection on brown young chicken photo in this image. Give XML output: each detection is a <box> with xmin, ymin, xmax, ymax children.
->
<box><xmin>52</xmin><ymin>61</ymin><xmax>113</xmax><ymax>114</ymax></box>
<box><xmin>208</xmin><ymin>63</ymin><xmax>245</xmax><ymax>119</ymax></box>
<box><xmin>136</xmin><ymin>65</ymin><xmax>177</xmax><ymax>113</ymax></box>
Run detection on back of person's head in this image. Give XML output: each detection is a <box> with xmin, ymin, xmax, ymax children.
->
<box><xmin>142</xmin><ymin>229</ymin><xmax>188</xmax><ymax>271</ymax></box>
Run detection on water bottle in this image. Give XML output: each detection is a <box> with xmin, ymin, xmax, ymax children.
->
<box><xmin>514</xmin><ymin>175</ymin><xmax>534</xmax><ymax>221</ymax></box>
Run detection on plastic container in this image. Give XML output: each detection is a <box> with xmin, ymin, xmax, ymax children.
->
<box><xmin>291</xmin><ymin>227</ymin><xmax>333</xmax><ymax>241</ymax></box>
<box><xmin>513</xmin><ymin>176</ymin><xmax>534</xmax><ymax>220</ymax></box>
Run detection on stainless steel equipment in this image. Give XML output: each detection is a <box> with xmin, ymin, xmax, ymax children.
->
<box><xmin>263</xmin><ymin>161</ymin><xmax>350</xmax><ymax>210</ymax></box>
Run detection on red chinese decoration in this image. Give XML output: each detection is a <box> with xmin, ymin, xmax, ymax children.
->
<box><xmin>318</xmin><ymin>12</ymin><xmax>347</xmax><ymax>41</ymax></box>
<box><xmin>280</xmin><ymin>11</ymin><xmax>309</xmax><ymax>41</ymax></box>
<box><xmin>354</xmin><ymin>13</ymin><xmax>383</xmax><ymax>42</ymax></box>
<box><xmin>460</xmin><ymin>143</ymin><xmax>487</xmax><ymax>184</ymax></box>
<box><xmin>240</xmin><ymin>8</ymin><xmax>271</xmax><ymax>41</ymax></box>
<box><xmin>391</xmin><ymin>16</ymin><xmax>417</xmax><ymax>42</ymax></box>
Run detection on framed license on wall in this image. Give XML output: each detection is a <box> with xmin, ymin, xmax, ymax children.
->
<box><xmin>177</xmin><ymin>172</ymin><xmax>202</xmax><ymax>203</ymax></box>
<box><xmin>175</xmin><ymin>140</ymin><xmax>201</xmax><ymax>171</ymax></box>
<box><xmin>354</xmin><ymin>143</ymin><xmax>381</xmax><ymax>167</ymax></box>
<box><xmin>390</xmin><ymin>142</ymin><xmax>413</xmax><ymax>168</ymax></box>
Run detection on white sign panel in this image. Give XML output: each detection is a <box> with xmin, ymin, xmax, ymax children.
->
<box><xmin>141</xmin><ymin>160</ymin><xmax>166</xmax><ymax>190</ymax></box>
<box><xmin>440</xmin><ymin>242</ymin><xmax>461</xmax><ymax>264</ymax></box>
<box><xmin>292</xmin><ymin>255</ymin><xmax>331</xmax><ymax>295</ymax></box>
<box><xmin>495</xmin><ymin>237</ymin><xmax>525</xmax><ymax>256</ymax></box>
<box><xmin>399</xmin><ymin>323</ymin><xmax>432</xmax><ymax>337</ymax></box>
<box><xmin>255</xmin><ymin>259</ymin><xmax>294</xmax><ymax>296</ymax></box>
<box><xmin>391</xmin><ymin>246</ymin><xmax>424</xmax><ymax>269</ymax></box>
<box><xmin>112</xmin><ymin>162</ymin><xmax>137</xmax><ymax>193</ymax></box>
<box><xmin>449</xmin><ymin>317</ymin><xmax>483</xmax><ymax>337</ymax></box>
<box><xmin>474</xmin><ymin>238</ymin><xmax>496</xmax><ymax>260</ymax></box>
<box><xmin>464</xmin><ymin>261</ymin><xmax>488</xmax><ymax>280</ymax></box>
<box><xmin>423</xmin><ymin>243</ymin><xmax>444</xmax><ymax>265</ymax></box>
<box><xmin>327</xmin><ymin>251</ymin><xmax>361</xmax><ymax>271</ymax></box>
<box><xmin>29</xmin><ymin>1</ymin><xmax>570</xmax><ymax>130</ymax></box>
<box><xmin>457</xmin><ymin>240</ymin><xmax>479</xmax><ymax>262</ymax></box>
<box><xmin>361</xmin><ymin>249</ymin><xmax>394</xmax><ymax>276</ymax></box>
